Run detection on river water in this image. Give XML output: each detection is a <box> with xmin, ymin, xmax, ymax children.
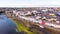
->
<box><xmin>0</xmin><ymin>13</ymin><xmax>17</xmax><ymax>34</ymax></box>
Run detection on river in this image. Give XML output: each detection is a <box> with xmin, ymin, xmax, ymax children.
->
<box><xmin>0</xmin><ymin>13</ymin><xmax>17</xmax><ymax>34</ymax></box>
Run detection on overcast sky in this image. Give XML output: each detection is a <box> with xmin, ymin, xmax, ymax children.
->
<box><xmin>0</xmin><ymin>0</ymin><xmax>60</xmax><ymax>7</ymax></box>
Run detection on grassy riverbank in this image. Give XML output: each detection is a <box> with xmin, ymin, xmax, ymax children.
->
<box><xmin>6</xmin><ymin>14</ymin><xmax>34</xmax><ymax>34</ymax></box>
<box><xmin>13</xmin><ymin>19</ymin><xmax>34</xmax><ymax>34</ymax></box>
<box><xmin>6</xmin><ymin>14</ymin><xmax>60</xmax><ymax>34</ymax></box>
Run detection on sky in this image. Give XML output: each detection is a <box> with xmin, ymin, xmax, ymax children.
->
<box><xmin>0</xmin><ymin>0</ymin><xmax>60</xmax><ymax>7</ymax></box>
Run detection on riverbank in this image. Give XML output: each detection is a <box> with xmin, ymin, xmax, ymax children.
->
<box><xmin>6</xmin><ymin>14</ymin><xmax>35</xmax><ymax>34</ymax></box>
<box><xmin>6</xmin><ymin>13</ymin><xmax>60</xmax><ymax>34</ymax></box>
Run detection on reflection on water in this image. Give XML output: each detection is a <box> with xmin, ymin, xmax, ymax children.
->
<box><xmin>0</xmin><ymin>13</ymin><xmax>17</xmax><ymax>34</ymax></box>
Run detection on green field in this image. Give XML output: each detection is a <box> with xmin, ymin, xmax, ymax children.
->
<box><xmin>13</xmin><ymin>19</ymin><xmax>34</xmax><ymax>34</ymax></box>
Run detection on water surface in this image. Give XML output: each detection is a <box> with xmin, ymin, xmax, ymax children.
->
<box><xmin>0</xmin><ymin>13</ymin><xmax>17</xmax><ymax>34</ymax></box>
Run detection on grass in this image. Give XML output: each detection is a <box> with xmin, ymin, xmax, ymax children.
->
<box><xmin>13</xmin><ymin>19</ymin><xmax>34</xmax><ymax>34</ymax></box>
<box><xmin>6</xmin><ymin>14</ymin><xmax>34</xmax><ymax>34</ymax></box>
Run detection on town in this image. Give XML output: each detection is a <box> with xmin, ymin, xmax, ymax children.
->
<box><xmin>0</xmin><ymin>7</ymin><xmax>60</xmax><ymax>34</ymax></box>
